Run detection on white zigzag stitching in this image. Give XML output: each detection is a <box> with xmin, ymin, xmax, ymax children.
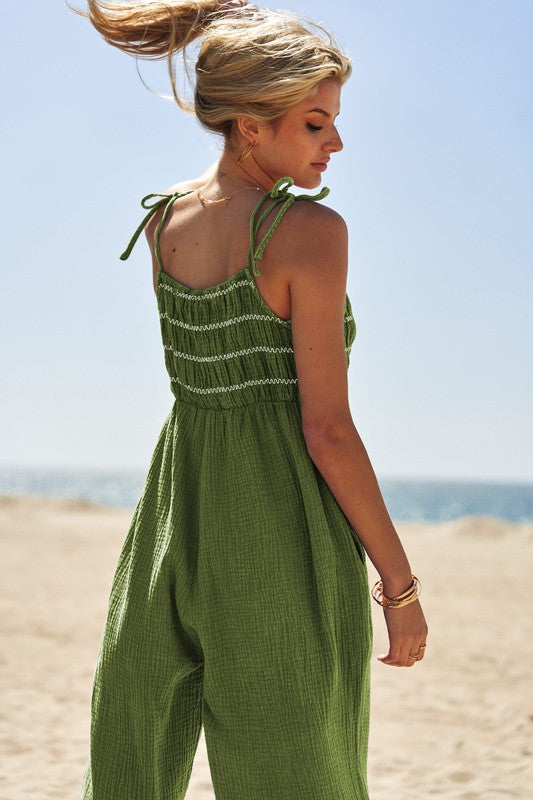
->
<box><xmin>163</xmin><ymin>344</ymin><xmax>351</xmax><ymax>361</ymax></box>
<box><xmin>159</xmin><ymin>278</ymin><xmax>254</xmax><ymax>300</ymax></box>
<box><xmin>160</xmin><ymin>311</ymin><xmax>354</xmax><ymax>331</ymax></box>
<box><xmin>163</xmin><ymin>344</ymin><xmax>293</xmax><ymax>362</ymax></box>
<box><xmin>159</xmin><ymin>311</ymin><xmax>290</xmax><ymax>330</ymax></box>
<box><xmin>170</xmin><ymin>376</ymin><xmax>299</xmax><ymax>394</ymax></box>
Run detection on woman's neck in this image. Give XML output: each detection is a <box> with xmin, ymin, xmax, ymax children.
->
<box><xmin>212</xmin><ymin>146</ymin><xmax>277</xmax><ymax>192</ymax></box>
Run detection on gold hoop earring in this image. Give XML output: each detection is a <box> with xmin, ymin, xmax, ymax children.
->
<box><xmin>237</xmin><ymin>141</ymin><xmax>255</xmax><ymax>165</ymax></box>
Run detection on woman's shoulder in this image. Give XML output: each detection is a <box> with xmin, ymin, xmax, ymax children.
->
<box><xmin>284</xmin><ymin>196</ymin><xmax>347</xmax><ymax>234</ymax></box>
<box><xmin>261</xmin><ymin>196</ymin><xmax>348</xmax><ymax>289</ymax></box>
<box><xmin>273</xmin><ymin>197</ymin><xmax>348</xmax><ymax>260</ymax></box>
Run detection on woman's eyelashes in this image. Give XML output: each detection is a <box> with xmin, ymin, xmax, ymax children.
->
<box><xmin>306</xmin><ymin>122</ymin><xmax>322</xmax><ymax>132</ymax></box>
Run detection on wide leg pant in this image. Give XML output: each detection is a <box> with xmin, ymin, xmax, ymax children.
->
<box><xmin>79</xmin><ymin>402</ymin><xmax>373</xmax><ymax>799</ymax></box>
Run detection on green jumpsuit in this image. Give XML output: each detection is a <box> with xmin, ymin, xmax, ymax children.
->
<box><xmin>79</xmin><ymin>176</ymin><xmax>373</xmax><ymax>800</ymax></box>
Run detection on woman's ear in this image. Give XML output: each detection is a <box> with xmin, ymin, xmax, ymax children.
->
<box><xmin>235</xmin><ymin>115</ymin><xmax>261</xmax><ymax>144</ymax></box>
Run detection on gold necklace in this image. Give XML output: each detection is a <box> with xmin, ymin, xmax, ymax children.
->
<box><xmin>196</xmin><ymin>183</ymin><xmax>264</xmax><ymax>206</ymax></box>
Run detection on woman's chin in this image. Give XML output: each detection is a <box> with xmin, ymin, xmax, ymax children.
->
<box><xmin>292</xmin><ymin>175</ymin><xmax>323</xmax><ymax>191</ymax></box>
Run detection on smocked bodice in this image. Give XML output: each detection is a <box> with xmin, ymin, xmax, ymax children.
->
<box><xmin>121</xmin><ymin>176</ymin><xmax>357</xmax><ymax>410</ymax></box>
<box><xmin>156</xmin><ymin>265</ymin><xmax>356</xmax><ymax>409</ymax></box>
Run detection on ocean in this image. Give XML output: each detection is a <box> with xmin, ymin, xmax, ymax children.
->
<box><xmin>0</xmin><ymin>465</ymin><xmax>532</xmax><ymax>523</ymax></box>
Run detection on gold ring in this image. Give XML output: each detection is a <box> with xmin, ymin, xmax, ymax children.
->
<box><xmin>419</xmin><ymin>644</ymin><xmax>427</xmax><ymax>649</ymax></box>
<box><xmin>408</xmin><ymin>653</ymin><xmax>420</xmax><ymax>660</ymax></box>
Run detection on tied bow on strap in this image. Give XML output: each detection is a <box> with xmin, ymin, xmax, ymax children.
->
<box><xmin>247</xmin><ymin>176</ymin><xmax>330</xmax><ymax>277</ymax></box>
<box><xmin>119</xmin><ymin>190</ymin><xmax>194</xmax><ymax>262</ymax></box>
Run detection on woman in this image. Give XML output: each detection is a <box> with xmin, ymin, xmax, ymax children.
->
<box><xmin>71</xmin><ymin>1</ymin><xmax>428</xmax><ymax>798</ymax></box>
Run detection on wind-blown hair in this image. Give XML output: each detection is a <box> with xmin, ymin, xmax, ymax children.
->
<box><xmin>69</xmin><ymin>1</ymin><xmax>352</xmax><ymax>137</ymax></box>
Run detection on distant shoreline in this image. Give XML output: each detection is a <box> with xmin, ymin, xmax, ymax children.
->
<box><xmin>1</xmin><ymin>467</ymin><xmax>532</xmax><ymax>523</ymax></box>
<box><xmin>2</xmin><ymin>464</ymin><xmax>532</xmax><ymax>486</ymax></box>
<box><xmin>1</xmin><ymin>493</ymin><xmax>532</xmax><ymax>536</ymax></box>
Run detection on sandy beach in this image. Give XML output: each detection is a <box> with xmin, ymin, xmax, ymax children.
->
<box><xmin>1</xmin><ymin>494</ymin><xmax>532</xmax><ymax>800</ymax></box>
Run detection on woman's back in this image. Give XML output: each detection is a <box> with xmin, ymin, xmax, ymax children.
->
<box><xmin>121</xmin><ymin>175</ymin><xmax>357</xmax><ymax>411</ymax></box>
<box><xmin>144</xmin><ymin>173</ymin><xmax>346</xmax><ymax>325</ymax></box>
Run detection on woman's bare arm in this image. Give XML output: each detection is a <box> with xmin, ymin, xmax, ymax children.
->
<box><xmin>285</xmin><ymin>202</ymin><xmax>428</xmax><ymax>666</ymax></box>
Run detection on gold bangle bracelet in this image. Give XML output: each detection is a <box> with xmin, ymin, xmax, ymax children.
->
<box><xmin>371</xmin><ymin>575</ymin><xmax>421</xmax><ymax>608</ymax></box>
<box><xmin>372</xmin><ymin>579</ymin><xmax>420</xmax><ymax>606</ymax></box>
<box><xmin>384</xmin><ymin>592</ymin><xmax>420</xmax><ymax>608</ymax></box>
<box><xmin>371</xmin><ymin>582</ymin><xmax>421</xmax><ymax>608</ymax></box>
<box><xmin>372</xmin><ymin>587</ymin><xmax>420</xmax><ymax>608</ymax></box>
<box><xmin>372</xmin><ymin>576</ymin><xmax>417</xmax><ymax>602</ymax></box>
<box><xmin>384</xmin><ymin>578</ymin><xmax>418</xmax><ymax>601</ymax></box>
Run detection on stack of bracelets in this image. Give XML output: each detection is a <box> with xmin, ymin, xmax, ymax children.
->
<box><xmin>371</xmin><ymin>575</ymin><xmax>421</xmax><ymax>608</ymax></box>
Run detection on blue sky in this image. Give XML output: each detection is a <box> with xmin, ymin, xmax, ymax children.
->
<box><xmin>2</xmin><ymin>0</ymin><xmax>532</xmax><ymax>482</ymax></box>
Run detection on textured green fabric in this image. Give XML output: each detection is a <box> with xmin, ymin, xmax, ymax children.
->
<box><xmin>80</xmin><ymin>176</ymin><xmax>373</xmax><ymax>799</ymax></box>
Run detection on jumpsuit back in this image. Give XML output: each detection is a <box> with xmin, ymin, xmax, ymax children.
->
<box><xmin>79</xmin><ymin>176</ymin><xmax>373</xmax><ymax>800</ymax></box>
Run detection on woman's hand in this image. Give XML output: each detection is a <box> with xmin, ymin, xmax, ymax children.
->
<box><xmin>377</xmin><ymin>599</ymin><xmax>428</xmax><ymax>667</ymax></box>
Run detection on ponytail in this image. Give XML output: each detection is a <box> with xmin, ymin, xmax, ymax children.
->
<box><xmin>69</xmin><ymin>1</ymin><xmax>352</xmax><ymax>135</ymax></box>
<box><xmin>69</xmin><ymin>1</ymin><xmax>219</xmax><ymax>58</ymax></box>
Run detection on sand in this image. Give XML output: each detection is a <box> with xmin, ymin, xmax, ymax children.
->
<box><xmin>1</xmin><ymin>494</ymin><xmax>532</xmax><ymax>800</ymax></box>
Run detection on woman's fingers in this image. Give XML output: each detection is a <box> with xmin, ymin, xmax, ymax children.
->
<box><xmin>378</xmin><ymin>638</ymin><xmax>428</xmax><ymax>667</ymax></box>
<box><xmin>377</xmin><ymin>648</ymin><xmax>402</xmax><ymax>666</ymax></box>
<box><xmin>377</xmin><ymin>646</ymin><xmax>414</xmax><ymax>667</ymax></box>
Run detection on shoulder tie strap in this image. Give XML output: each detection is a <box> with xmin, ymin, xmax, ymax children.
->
<box><xmin>119</xmin><ymin>190</ymin><xmax>194</xmax><ymax>267</ymax></box>
<box><xmin>247</xmin><ymin>176</ymin><xmax>330</xmax><ymax>277</ymax></box>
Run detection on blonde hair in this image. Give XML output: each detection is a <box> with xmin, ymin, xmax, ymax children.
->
<box><xmin>69</xmin><ymin>1</ymin><xmax>352</xmax><ymax>137</ymax></box>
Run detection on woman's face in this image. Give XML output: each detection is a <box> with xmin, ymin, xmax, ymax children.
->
<box><xmin>255</xmin><ymin>77</ymin><xmax>343</xmax><ymax>189</ymax></box>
